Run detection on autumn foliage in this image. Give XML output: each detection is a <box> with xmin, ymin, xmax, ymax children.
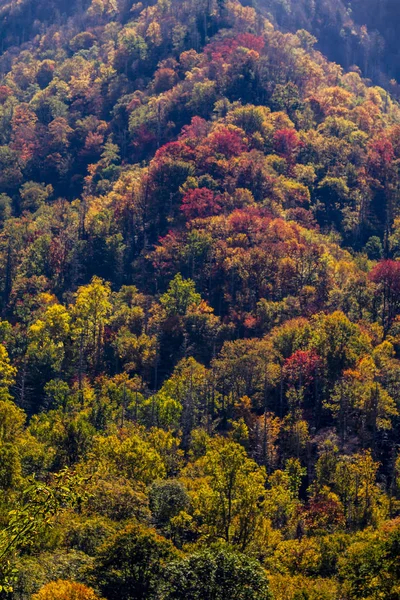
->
<box><xmin>0</xmin><ymin>0</ymin><xmax>399</xmax><ymax>599</ymax></box>
<box><xmin>33</xmin><ymin>581</ymin><xmax>101</xmax><ymax>600</ymax></box>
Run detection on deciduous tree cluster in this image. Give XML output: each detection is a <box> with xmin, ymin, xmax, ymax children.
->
<box><xmin>0</xmin><ymin>1</ymin><xmax>399</xmax><ymax>599</ymax></box>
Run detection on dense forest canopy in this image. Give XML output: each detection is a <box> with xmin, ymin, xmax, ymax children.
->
<box><xmin>2</xmin><ymin>0</ymin><xmax>400</xmax><ymax>89</ymax></box>
<box><xmin>0</xmin><ymin>0</ymin><xmax>399</xmax><ymax>599</ymax></box>
<box><xmin>262</xmin><ymin>0</ymin><xmax>400</xmax><ymax>91</ymax></box>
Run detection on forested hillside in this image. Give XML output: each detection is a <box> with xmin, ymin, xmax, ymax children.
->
<box><xmin>0</xmin><ymin>1</ymin><xmax>400</xmax><ymax>598</ymax></box>
<box><xmin>262</xmin><ymin>0</ymin><xmax>400</xmax><ymax>92</ymax></box>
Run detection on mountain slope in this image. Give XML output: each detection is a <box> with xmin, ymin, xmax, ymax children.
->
<box><xmin>260</xmin><ymin>0</ymin><xmax>400</xmax><ymax>91</ymax></box>
<box><xmin>0</xmin><ymin>1</ymin><xmax>400</xmax><ymax>599</ymax></box>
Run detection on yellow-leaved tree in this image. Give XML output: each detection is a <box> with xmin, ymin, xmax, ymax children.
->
<box><xmin>33</xmin><ymin>580</ymin><xmax>101</xmax><ymax>600</ymax></box>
